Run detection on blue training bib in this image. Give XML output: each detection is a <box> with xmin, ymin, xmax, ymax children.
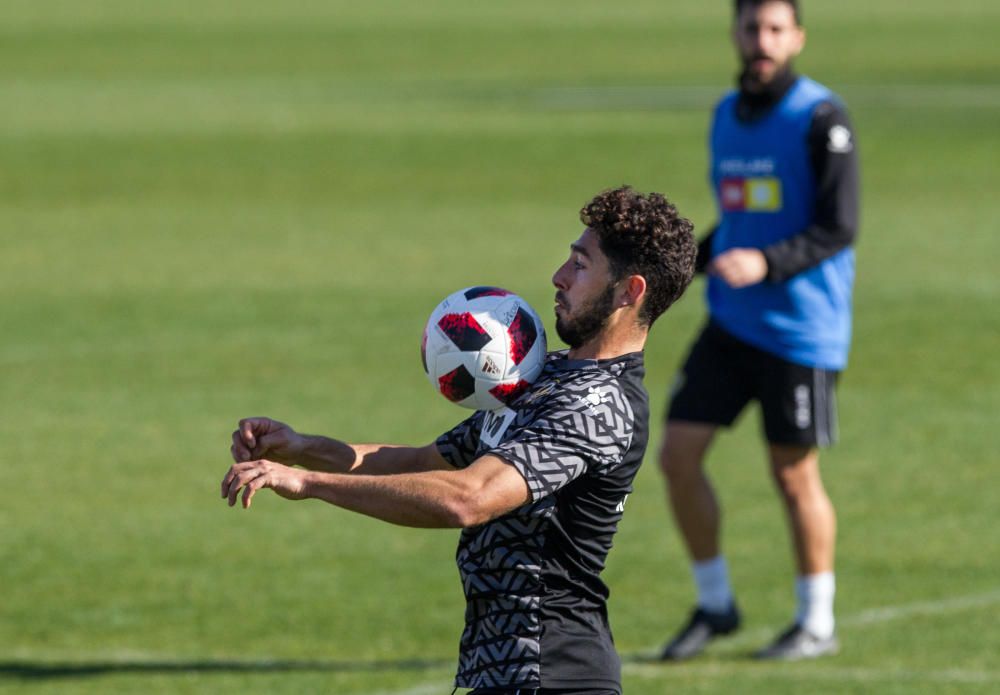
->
<box><xmin>707</xmin><ymin>77</ymin><xmax>854</xmax><ymax>370</ymax></box>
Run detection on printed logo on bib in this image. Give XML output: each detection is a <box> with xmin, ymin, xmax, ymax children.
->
<box><xmin>827</xmin><ymin>125</ymin><xmax>854</xmax><ymax>154</ymax></box>
<box><xmin>720</xmin><ymin>177</ymin><xmax>782</xmax><ymax>212</ymax></box>
<box><xmin>480</xmin><ymin>407</ymin><xmax>518</xmax><ymax>449</ymax></box>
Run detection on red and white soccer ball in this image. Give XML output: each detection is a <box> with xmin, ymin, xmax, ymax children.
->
<box><xmin>422</xmin><ymin>286</ymin><xmax>547</xmax><ymax>411</ymax></box>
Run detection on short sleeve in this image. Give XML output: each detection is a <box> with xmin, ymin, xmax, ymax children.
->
<box><xmin>489</xmin><ymin>381</ymin><xmax>634</xmax><ymax>501</ymax></box>
<box><xmin>435</xmin><ymin>410</ymin><xmax>485</xmax><ymax>469</ymax></box>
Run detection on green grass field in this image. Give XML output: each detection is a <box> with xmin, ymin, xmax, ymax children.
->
<box><xmin>2</xmin><ymin>1</ymin><xmax>998</xmax><ymax>693</ymax></box>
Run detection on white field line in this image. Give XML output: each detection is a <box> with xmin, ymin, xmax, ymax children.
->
<box><xmin>688</xmin><ymin>587</ymin><xmax>1000</xmax><ymax>653</ymax></box>
<box><xmin>843</xmin><ymin>588</ymin><xmax>1000</xmax><ymax>627</ymax></box>
<box><xmin>369</xmin><ymin>685</ymin><xmax>445</xmax><ymax>695</ymax></box>
<box><xmin>624</xmin><ymin>662</ymin><xmax>1000</xmax><ymax>685</ymax></box>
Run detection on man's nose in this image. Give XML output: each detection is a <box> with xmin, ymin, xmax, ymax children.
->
<box><xmin>552</xmin><ymin>263</ymin><xmax>569</xmax><ymax>289</ymax></box>
<box><xmin>755</xmin><ymin>29</ymin><xmax>772</xmax><ymax>54</ymax></box>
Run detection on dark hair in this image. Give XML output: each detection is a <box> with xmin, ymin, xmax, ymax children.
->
<box><xmin>734</xmin><ymin>0</ymin><xmax>802</xmax><ymax>25</ymax></box>
<box><xmin>580</xmin><ymin>186</ymin><xmax>697</xmax><ymax>327</ymax></box>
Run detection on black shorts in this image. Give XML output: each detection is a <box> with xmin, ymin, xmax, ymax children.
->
<box><xmin>667</xmin><ymin>323</ymin><xmax>840</xmax><ymax>447</ymax></box>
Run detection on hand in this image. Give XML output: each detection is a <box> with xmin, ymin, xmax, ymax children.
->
<box><xmin>708</xmin><ymin>248</ymin><xmax>768</xmax><ymax>288</ymax></box>
<box><xmin>231</xmin><ymin>417</ymin><xmax>300</xmax><ymax>463</ymax></box>
<box><xmin>221</xmin><ymin>459</ymin><xmax>309</xmax><ymax>509</ymax></box>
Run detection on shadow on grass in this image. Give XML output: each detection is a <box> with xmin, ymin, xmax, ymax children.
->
<box><xmin>622</xmin><ymin>651</ymin><xmax>758</xmax><ymax>665</ymax></box>
<box><xmin>0</xmin><ymin>657</ymin><xmax>453</xmax><ymax>680</ymax></box>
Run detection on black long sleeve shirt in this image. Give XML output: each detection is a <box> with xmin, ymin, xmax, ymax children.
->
<box><xmin>697</xmin><ymin>69</ymin><xmax>860</xmax><ymax>282</ymax></box>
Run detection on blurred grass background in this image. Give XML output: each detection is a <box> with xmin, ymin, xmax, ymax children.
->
<box><xmin>2</xmin><ymin>1</ymin><xmax>998</xmax><ymax>693</ymax></box>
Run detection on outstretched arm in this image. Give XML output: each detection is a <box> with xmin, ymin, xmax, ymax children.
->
<box><xmin>230</xmin><ymin>417</ymin><xmax>453</xmax><ymax>475</ymax></box>
<box><xmin>220</xmin><ymin>454</ymin><xmax>531</xmax><ymax>528</ymax></box>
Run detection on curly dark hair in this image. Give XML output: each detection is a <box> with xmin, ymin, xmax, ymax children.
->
<box><xmin>580</xmin><ymin>185</ymin><xmax>697</xmax><ymax>327</ymax></box>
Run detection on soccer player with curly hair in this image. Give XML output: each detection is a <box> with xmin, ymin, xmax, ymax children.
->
<box><xmin>222</xmin><ymin>186</ymin><xmax>696</xmax><ymax>694</ymax></box>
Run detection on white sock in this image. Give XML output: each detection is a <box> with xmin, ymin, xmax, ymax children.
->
<box><xmin>796</xmin><ymin>572</ymin><xmax>836</xmax><ymax>638</ymax></box>
<box><xmin>692</xmin><ymin>556</ymin><xmax>734</xmax><ymax>614</ymax></box>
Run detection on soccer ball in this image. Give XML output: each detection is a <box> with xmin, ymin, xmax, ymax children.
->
<box><xmin>422</xmin><ymin>286</ymin><xmax>547</xmax><ymax>411</ymax></box>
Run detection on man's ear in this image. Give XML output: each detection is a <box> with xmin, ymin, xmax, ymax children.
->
<box><xmin>792</xmin><ymin>26</ymin><xmax>807</xmax><ymax>57</ymax></box>
<box><xmin>618</xmin><ymin>274</ymin><xmax>647</xmax><ymax>309</ymax></box>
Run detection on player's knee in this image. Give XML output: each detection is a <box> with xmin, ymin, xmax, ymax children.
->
<box><xmin>770</xmin><ymin>465</ymin><xmax>801</xmax><ymax>500</ymax></box>
<box><xmin>769</xmin><ymin>454</ymin><xmax>821</xmax><ymax>502</ymax></box>
<box><xmin>658</xmin><ymin>436</ymin><xmax>701</xmax><ymax>482</ymax></box>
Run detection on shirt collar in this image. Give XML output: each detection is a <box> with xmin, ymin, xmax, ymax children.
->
<box><xmin>546</xmin><ymin>350</ymin><xmax>644</xmax><ymax>373</ymax></box>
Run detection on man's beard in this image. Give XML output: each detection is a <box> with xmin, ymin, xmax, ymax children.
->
<box><xmin>740</xmin><ymin>55</ymin><xmax>790</xmax><ymax>90</ymax></box>
<box><xmin>555</xmin><ymin>283</ymin><xmax>617</xmax><ymax>349</ymax></box>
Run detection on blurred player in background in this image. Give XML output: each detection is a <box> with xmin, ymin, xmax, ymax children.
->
<box><xmin>658</xmin><ymin>0</ymin><xmax>859</xmax><ymax>661</ymax></box>
<box><xmin>223</xmin><ymin>186</ymin><xmax>697</xmax><ymax>693</ymax></box>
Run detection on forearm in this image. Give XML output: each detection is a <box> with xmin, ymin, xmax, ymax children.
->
<box><xmin>281</xmin><ymin>434</ymin><xmax>356</xmax><ymax>472</ymax></box>
<box><xmin>301</xmin><ymin>469</ymin><xmax>475</xmax><ymax>528</ymax></box>
<box><xmin>762</xmin><ymin>222</ymin><xmax>856</xmax><ymax>281</ymax></box>
<box><xmin>223</xmin><ymin>451</ymin><xmax>530</xmax><ymax>526</ymax></box>
<box><xmin>290</xmin><ymin>437</ymin><xmax>450</xmax><ymax>476</ymax></box>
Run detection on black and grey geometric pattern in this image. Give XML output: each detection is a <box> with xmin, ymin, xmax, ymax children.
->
<box><xmin>437</xmin><ymin>350</ymin><xmax>648</xmax><ymax>691</ymax></box>
<box><xmin>493</xmin><ymin>375</ymin><xmax>635</xmax><ymax>500</ymax></box>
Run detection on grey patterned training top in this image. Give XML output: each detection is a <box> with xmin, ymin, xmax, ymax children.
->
<box><xmin>436</xmin><ymin>350</ymin><xmax>648</xmax><ymax>693</ymax></box>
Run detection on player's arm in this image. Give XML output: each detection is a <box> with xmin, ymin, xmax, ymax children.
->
<box><xmin>761</xmin><ymin>101</ymin><xmax>860</xmax><ymax>281</ymax></box>
<box><xmin>695</xmin><ymin>226</ymin><xmax>718</xmax><ymax>273</ymax></box>
<box><xmin>230</xmin><ymin>417</ymin><xmax>454</xmax><ymax>475</ymax></box>
<box><xmin>220</xmin><ymin>454</ymin><xmax>530</xmax><ymax>528</ymax></box>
